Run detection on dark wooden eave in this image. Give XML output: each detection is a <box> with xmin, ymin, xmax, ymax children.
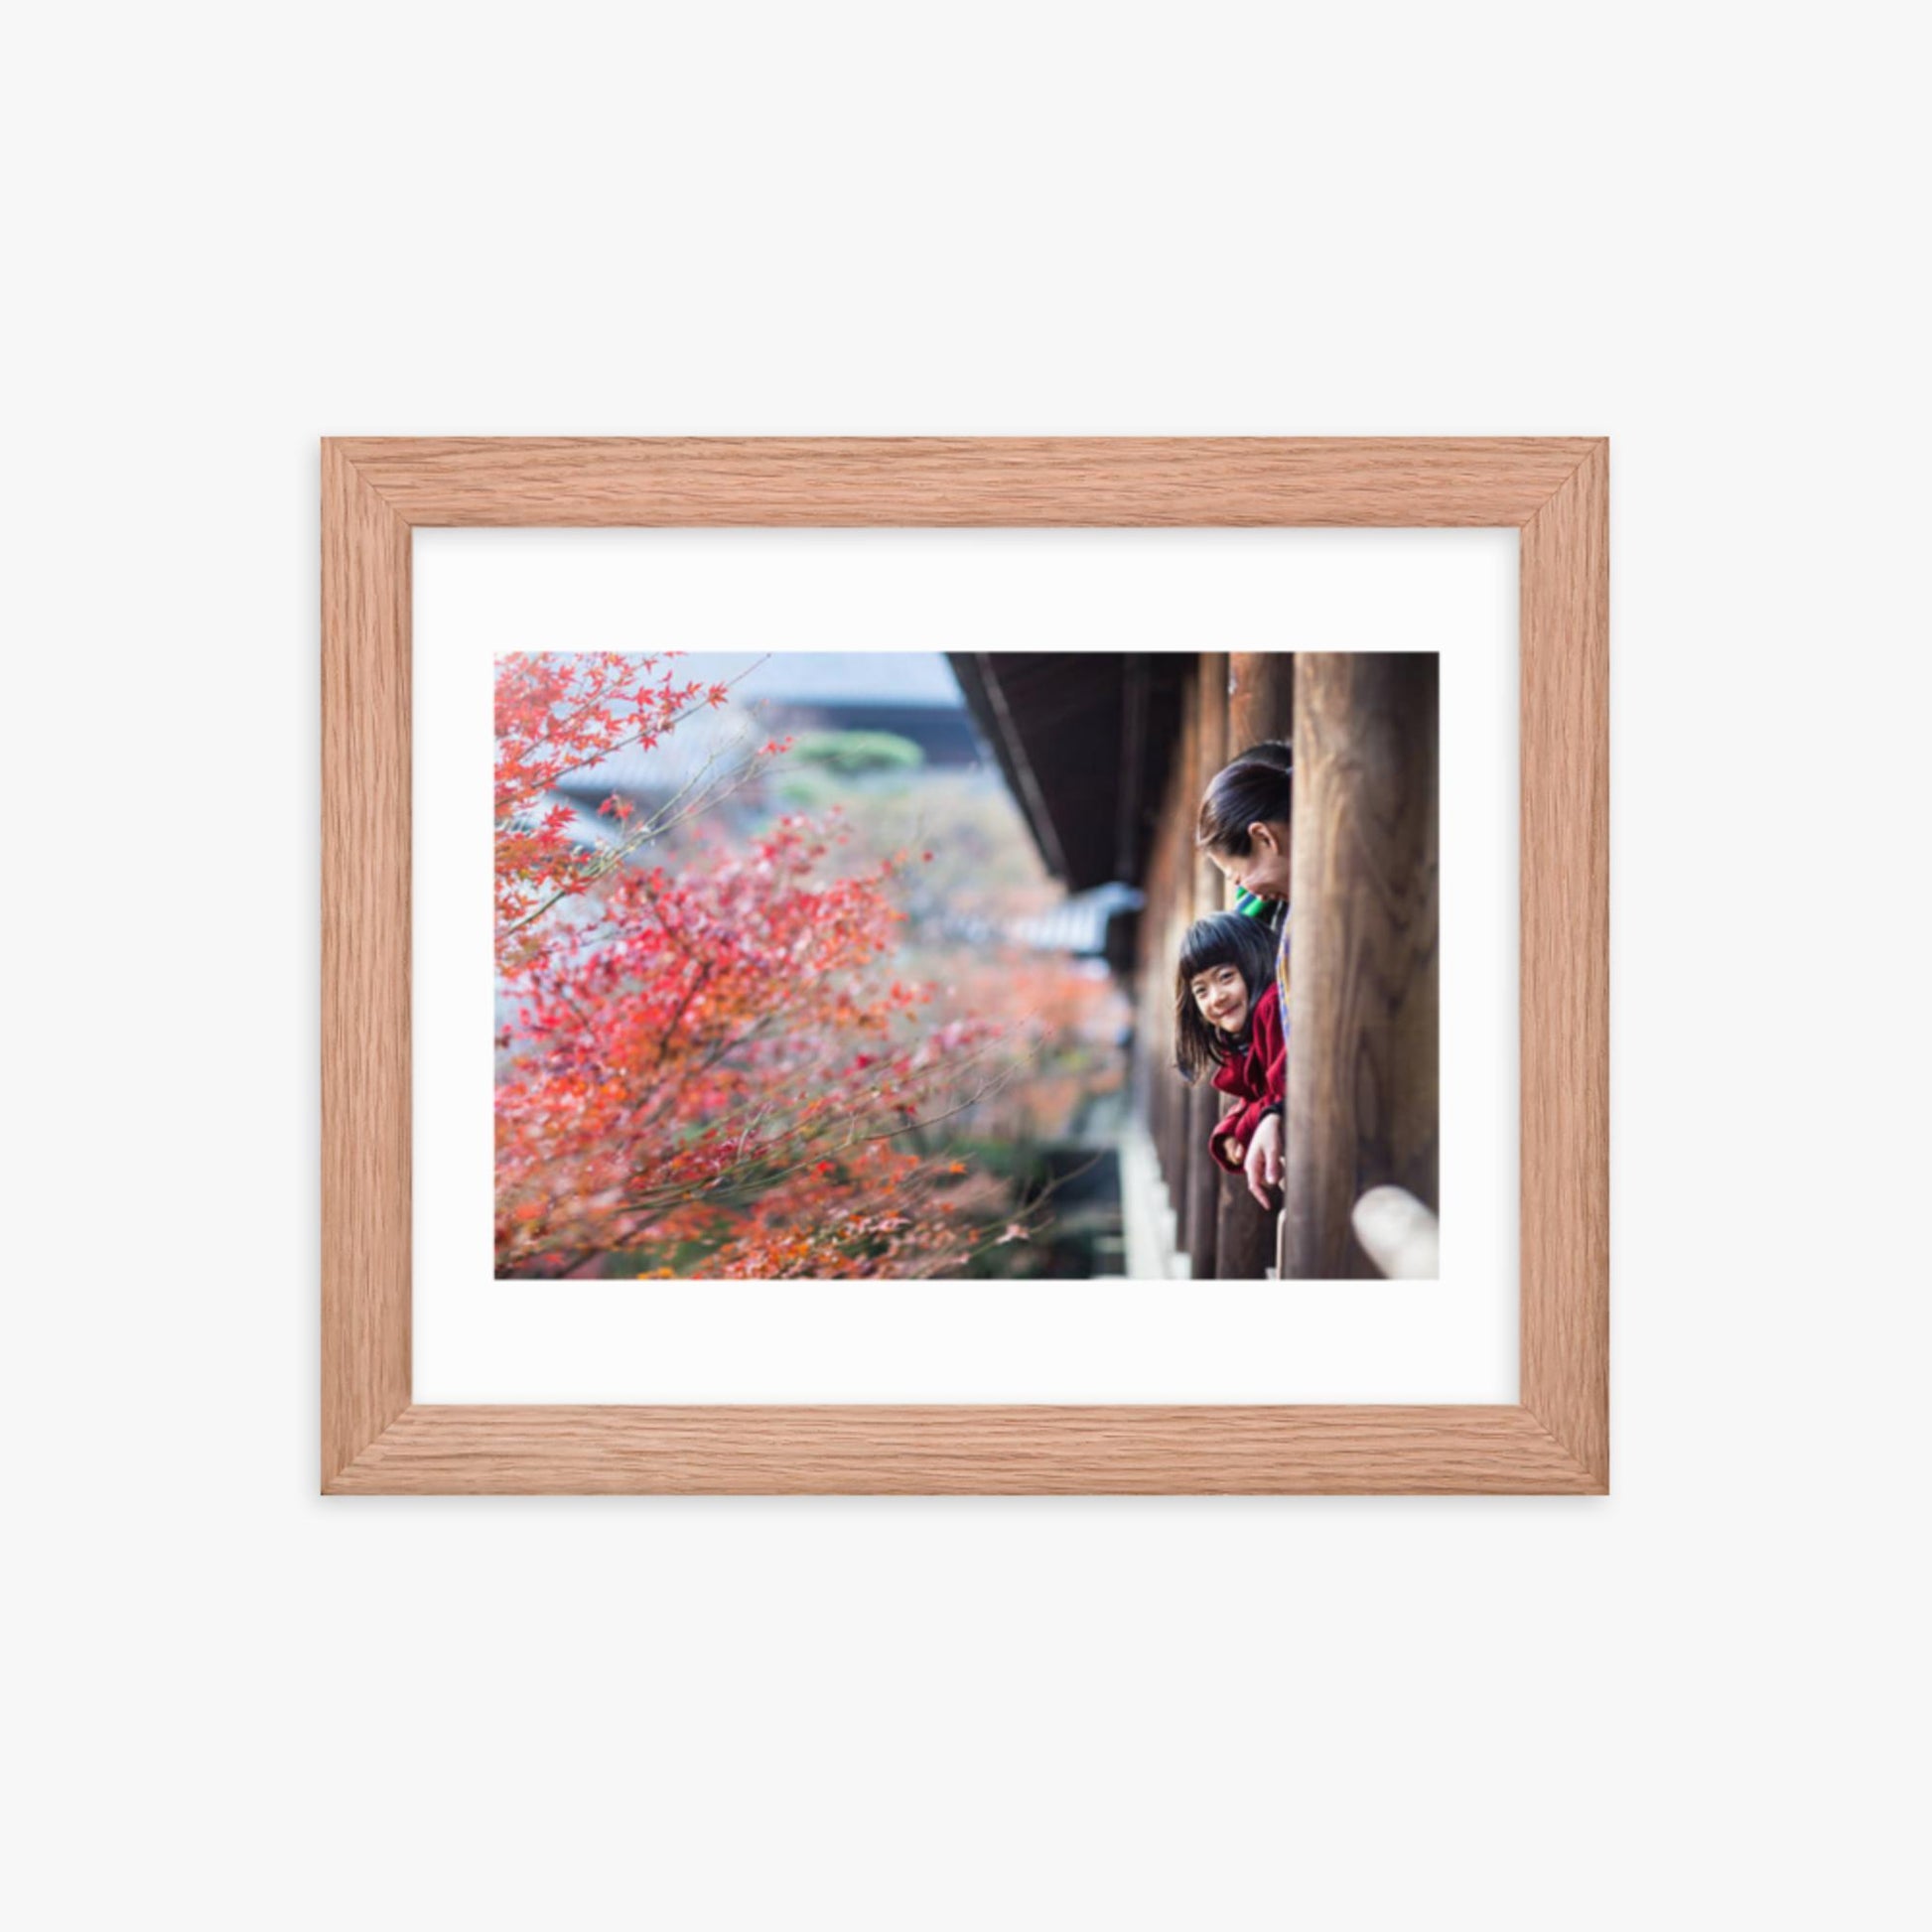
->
<box><xmin>947</xmin><ymin>652</ymin><xmax>1188</xmax><ymax>892</ymax></box>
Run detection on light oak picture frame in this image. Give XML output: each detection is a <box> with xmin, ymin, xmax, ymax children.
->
<box><xmin>323</xmin><ymin>437</ymin><xmax>1607</xmax><ymax>1494</ymax></box>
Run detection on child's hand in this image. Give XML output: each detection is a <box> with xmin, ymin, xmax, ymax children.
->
<box><xmin>1243</xmin><ymin>1114</ymin><xmax>1283</xmax><ymax>1208</ymax></box>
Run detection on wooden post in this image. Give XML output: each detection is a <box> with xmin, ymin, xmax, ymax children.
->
<box><xmin>1140</xmin><ymin>769</ymin><xmax>1173</xmax><ymax>1186</ymax></box>
<box><xmin>1282</xmin><ymin>653</ymin><xmax>1439</xmax><ymax>1279</ymax></box>
<box><xmin>1184</xmin><ymin>655</ymin><xmax>1226</xmax><ymax>1278</ymax></box>
<box><xmin>1141</xmin><ymin>729</ymin><xmax>1186</xmax><ymax>1255</ymax></box>
<box><xmin>1226</xmin><ymin>651</ymin><xmax>1294</xmax><ymax>812</ymax></box>
<box><xmin>1215</xmin><ymin>651</ymin><xmax>1292</xmax><ymax>1278</ymax></box>
<box><xmin>1168</xmin><ymin>674</ymin><xmax>1199</xmax><ymax>1261</ymax></box>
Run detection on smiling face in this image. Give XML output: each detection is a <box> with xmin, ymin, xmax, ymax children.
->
<box><xmin>1208</xmin><ymin>817</ymin><xmax>1293</xmax><ymax>902</ymax></box>
<box><xmin>1189</xmin><ymin>961</ymin><xmax>1252</xmax><ymax>1037</ymax></box>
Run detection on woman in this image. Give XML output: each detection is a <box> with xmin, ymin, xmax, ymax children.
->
<box><xmin>1193</xmin><ymin>748</ymin><xmax>1292</xmax><ymax>1205</ymax></box>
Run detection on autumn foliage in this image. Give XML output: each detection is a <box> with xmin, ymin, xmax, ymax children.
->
<box><xmin>494</xmin><ymin>653</ymin><xmax>728</xmax><ymax>973</ymax></box>
<box><xmin>494</xmin><ymin>652</ymin><xmax>1039</xmax><ymax>1278</ymax></box>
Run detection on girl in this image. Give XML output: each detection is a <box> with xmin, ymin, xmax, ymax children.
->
<box><xmin>1173</xmin><ymin>911</ymin><xmax>1286</xmax><ymax>1194</ymax></box>
<box><xmin>1192</xmin><ymin>750</ymin><xmax>1294</xmax><ymax>1201</ymax></box>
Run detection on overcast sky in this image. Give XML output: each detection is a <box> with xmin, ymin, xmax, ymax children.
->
<box><xmin>559</xmin><ymin>650</ymin><xmax>967</xmax><ymax>792</ymax></box>
<box><xmin>674</xmin><ymin>650</ymin><xmax>962</xmax><ymax>709</ymax></box>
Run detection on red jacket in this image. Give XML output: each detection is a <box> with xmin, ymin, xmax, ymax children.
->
<box><xmin>1207</xmin><ymin>981</ymin><xmax>1286</xmax><ymax>1173</ymax></box>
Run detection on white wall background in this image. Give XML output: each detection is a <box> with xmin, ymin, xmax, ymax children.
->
<box><xmin>8</xmin><ymin>4</ymin><xmax>1923</xmax><ymax>1927</ymax></box>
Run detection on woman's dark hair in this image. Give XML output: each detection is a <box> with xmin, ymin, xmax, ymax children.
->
<box><xmin>1173</xmin><ymin>911</ymin><xmax>1281</xmax><ymax>1081</ymax></box>
<box><xmin>1232</xmin><ymin>739</ymin><xmax>1292</xmax><ymax>771</ymax></box>
<box><xmin>1195</xmin><ymin>755</ymin><xmax>1293</xmax><ymax>857</ymax></box>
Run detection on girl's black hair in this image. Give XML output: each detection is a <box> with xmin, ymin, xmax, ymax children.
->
<box><xmin>1173</xmin><ymin>911</ymin><xmax>1281</xmax><ymax>1082</ymax></box>
<box><xmin>1195</xmin><ymin>754</ymin><xmax>1293</xmax><ymax>858</ymax></box>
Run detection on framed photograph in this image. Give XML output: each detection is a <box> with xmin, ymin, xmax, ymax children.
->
<box><xmin>323</xmin><ymin>438</ymin><xmax>1606</xmax><ymax>1493</ymax></box>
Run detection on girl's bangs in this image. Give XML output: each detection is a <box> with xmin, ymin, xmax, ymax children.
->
<box><xmin>1178</xmin><ymin>925</ymin><xmax>1243</xmax><ymax>982</ymax></box>
<box><xmin>1176</xmin><ymin>910</ymin><xmax>1276</xmax><ymax>992</ymax></box>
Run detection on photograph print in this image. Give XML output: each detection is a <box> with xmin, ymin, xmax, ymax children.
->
<box><xmin>494</xmin><ymin>648</ymin><xmax>1438</xmax><ymax>1282</ymax></box>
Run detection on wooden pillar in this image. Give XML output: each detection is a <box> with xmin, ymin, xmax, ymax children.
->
<box><xmin>1215</xmin><ymin>1151</ymin><xmax>1280</xmax><ymax>1277</ymax></box>
<box><xmin>1168</xmin><ymin>673</ymin><xmax>1199</xmax><ymax>1258</ymax></box>
<box><xmin>1227</xmin><ymin>650</ymin><xmax>1294</xmax><ymax>807</ymax></box>
<box><xmin>1140</xmin><ymin>768</ymin><xmax>1174</xmax><ymax>1174</ymax></box>
<box><xmin>1184</xmin><ymin>655</ymin><xmax>1226</xmax><ymax>1278</ymax></box>
<box><xmin>1215</xmin><ymin>651</ymin><xmax>1291</xmax><ymax>1278</ymax></box>
<box><xmin>1140</xmin><ymin>721</ymin><xmax>1186</xmax><ymax>1245</ymax></box>
<box><xmin>1282</xmin><ymin>653</ymin><xmax>1439</xmax><ymax>1279</ymax></box>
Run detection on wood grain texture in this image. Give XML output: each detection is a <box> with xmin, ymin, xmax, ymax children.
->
<box><xmin>321</xmin><ymin>445</ymin><xmax>413</xmax><ymax>1486</ymax></box>
<box><xmin>332</xmin><ymin>437</ymin><xmax>1599</xmax><ymax>528</ymax></box>
<box><xmin>319</xmin><ymin>436</ymin><xmax>1608</xmax><ymax>1494</ymax></box>
<box><xmin>1284</xmin><ymin>654</ymin><xmax>1440</xmax><ymax>1277</ymax></box>
<box><xmin>326</xmin><ymin>1405</ymin><xmax>1601</xmax><ymax>1495</ymax></box>
<box><xmin>1226</xmin><ymin>648</ymin><xmax>1295</xmax><ymax>766</ymax></box>
<box><xmin>1217</xmin><ymin>651</ymin><xmax>1292</xmax><ymax>1281</ymax></box>
<box><xmin>1185</xmin><ymin>656</ymin><xmax>1228</xmax><ymax>1278</ymax></box>
<box><xmin>1519</xmin><ymin>442</ymin><xmax>1610</xmax><ymax>1486</ymax></box>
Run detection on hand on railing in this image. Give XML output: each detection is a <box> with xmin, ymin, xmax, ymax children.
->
<box><xmin>1243</xmin><ymin>1114</ymin><xmax>1283</xmax><ymax>1208</ymax></box>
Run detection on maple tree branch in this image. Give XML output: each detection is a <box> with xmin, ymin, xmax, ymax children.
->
<box><xmin>497</xmin><ymin>747</ymin><xmax>759</xmax><ymax>947</ymax></box>
<box><xmin>511</xmin><ymin>655</ymin><xmax>770</xmax><ymax>796</ymax></box>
